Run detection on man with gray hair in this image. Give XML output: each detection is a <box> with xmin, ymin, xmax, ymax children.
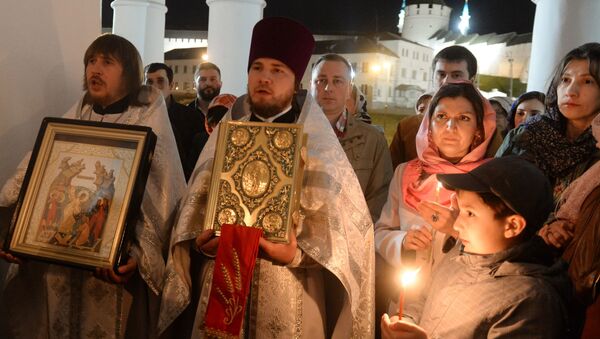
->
<box><xmin>311</xmin><ymin>53</ymin><xmax>392</xmax><ymax>222</ymax></box>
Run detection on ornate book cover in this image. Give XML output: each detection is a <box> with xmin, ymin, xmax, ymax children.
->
<box><xmin>204</xmin><ymin>121</ymin><xmax>305</xmax><ymax>243</ymax></box>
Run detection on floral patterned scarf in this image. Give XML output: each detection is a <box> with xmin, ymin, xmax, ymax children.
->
<box><xmin>515</xmin><ymin>110</ymin><xmax>597</xmax><ymax>180</ymax></box>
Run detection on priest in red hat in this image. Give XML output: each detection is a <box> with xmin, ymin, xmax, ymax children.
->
<box><xmin>159</xmin><ymin>17</ymin><xmax>375</xmax><ymax>338</ymax></box>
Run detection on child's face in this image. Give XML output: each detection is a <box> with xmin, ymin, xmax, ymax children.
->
<box><xmin>453</xmin><ymin>190</ymin><xmax>511</xmax><ymax>255</ymax></box>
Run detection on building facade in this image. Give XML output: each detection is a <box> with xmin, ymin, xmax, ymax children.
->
<box><xmin>160</xmin><ymin>0</ymin><xmax>534</xmax><ymax>110</ymax></box>
<box><xmin>299</xmin><ymin>36</ymin><xmax>433</xmax><ymax>110</ymax></box>
<box><xmin>401</xmin><ymin>0</ymin><xmax>532</xmax><ymax>97</ymax></box>
<box><xmin>164</xmin><ymin>47</ymin><xmax>207</xmax><ymax>92</ymax></box>
<box><xmin>402</xmin><ymin>0</ymin><xmax>451</xmax><ymax>43</ymax></box>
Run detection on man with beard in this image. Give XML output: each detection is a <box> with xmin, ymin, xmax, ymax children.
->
<box><xmin>0</xmin><ymin>34</ymin><xmax>186</xmax><ymax>338</ymax></box>
<box><xmin>187</xmin><ymin>62</ymin><xmax>222</xmax><ymax>171</ymax></box>
<box><xmin>159</xmin><ymin>17</ymin><xmax>375</xmax><ymax>338</ymax></box>
<box><xmin>189</xmin><ymin>62</ymin><xmax>222</xmax><ymax>118</ymax></box>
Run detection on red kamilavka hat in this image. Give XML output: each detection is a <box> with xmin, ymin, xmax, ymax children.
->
<box><xmin>247</xmin><ymin>17</ymin><xmax>315</xmax><ymax>82</ymax></box>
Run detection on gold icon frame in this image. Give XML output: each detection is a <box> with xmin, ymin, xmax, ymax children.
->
<box><xmin>4</xmin><ymin>117</ymin><xmax>155</xmax><ymax>271</ymax></box>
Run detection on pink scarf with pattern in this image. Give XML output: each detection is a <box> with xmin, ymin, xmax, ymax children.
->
<box><xmin>402</xmin><ymin>86</ymin><xmax>497</xmax><ymax>210</ymax></box>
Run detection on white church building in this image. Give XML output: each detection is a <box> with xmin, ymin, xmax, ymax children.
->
<box><xmin>161</xmin><ymin>0</ymin><xmax>533</xmax><ymax>110</ymax></box>
<box><xmin>2</xmin><ymin>0</ymin><xmax>599</xmax><ymax>186</ymax></box>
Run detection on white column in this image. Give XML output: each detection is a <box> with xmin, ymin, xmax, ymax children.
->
<box><xmin>0</xmin><ymin>0</ymin><xmax>99</xmax><ymax>187</ymax></box>
<box><xmin>206</xmin><ymin>0</ymin><xmax>266</xmax><ymax>96</ymax></box>
<box><xmin>528</xmin><ymin>0</ymin><xmax>600</xmax><ymax>91</ymax></box>
<box><xmin>111</xmin><ymin>0</ymin><xmax>167</xmax><ymax>64</ymax></box>
<box><xmin>0</xmin><ymin>0</ymin><xmax>99</xmax><ymax>287</ymax></box>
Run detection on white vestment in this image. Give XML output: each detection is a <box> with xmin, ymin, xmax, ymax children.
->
<box><xmin>0</xmin><ymin>87</ymin><xmax>186</xmax><ymax>338</ymax></box>
<box><xmin>158</xmin><ymin>93</ymin><xmax>375</xmax><ymax>338</ymax></box>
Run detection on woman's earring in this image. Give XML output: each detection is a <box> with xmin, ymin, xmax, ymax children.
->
<box><xmin>471</xmin><ymin>131</ymin><xmax>483</xmax><ymax>149</ymax></box>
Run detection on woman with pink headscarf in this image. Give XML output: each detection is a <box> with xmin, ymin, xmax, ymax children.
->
<box><xmin>375</xmin><ymin>82</ymin><xmax>496</xmax><ymax>307</ymax></box>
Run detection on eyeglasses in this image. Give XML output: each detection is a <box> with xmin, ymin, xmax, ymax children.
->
<box><xmin>313</xmin><ymin>78</ymin><xmax>348</xmax><ymax>89</ymax></box>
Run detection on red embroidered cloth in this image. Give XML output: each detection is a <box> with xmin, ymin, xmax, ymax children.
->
<box><xmin>204</xmin><ymin>224</ymin><xmax>262</xmax><ymax>338</ymax></box>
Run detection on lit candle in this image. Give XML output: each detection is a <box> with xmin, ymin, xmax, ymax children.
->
<box><xmin>397</xmin><ymin>268</ymin><xmax>420</xmax><ymax>318</ymax></box>
<box><xmin>435</xmin><ymin>181</ymin><xmax>443</xmax><ymax>203</ymax></box>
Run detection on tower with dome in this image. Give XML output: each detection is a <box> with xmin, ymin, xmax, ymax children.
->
<box><xmin>399</xmin><ymin>0</ymin><xmax>452</xmax><ymax>45</ymax></box>
<box><xmin>394</xmin><ymin>0</ymin><xmax>532</xmax><ymax>99</ymax></box>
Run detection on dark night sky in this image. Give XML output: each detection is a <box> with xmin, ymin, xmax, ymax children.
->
<box><xmin>102</xmin><ymin>0</ymin><xmax>536</xmax><ymax>36</ymax></box>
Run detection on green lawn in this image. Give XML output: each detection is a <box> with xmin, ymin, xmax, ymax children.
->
<box><xmin>370</xmin><ymin>109</ymin><xmax>414</xmax><ymax>145</ymax></box>
<box><xmin>175</xmin><ymin>92</ymin><xmax>413</xmax><ymax>146</ymax></box>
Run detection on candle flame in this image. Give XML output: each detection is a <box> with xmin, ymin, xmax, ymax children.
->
<box><xmin>435</xmin><ymin>181</ymin><xmax>443</xmax><ymax>203</ymax></box>
<box><xmin>398</xmin><ymin>267</ymin><xmax>421</xmax><ymax>287</ymax></box>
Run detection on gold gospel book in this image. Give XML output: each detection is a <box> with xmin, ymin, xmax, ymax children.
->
<box><xmin>204</xmin><ymin>120</ymin><xmax>305</xmax><ymax>243</ymax></box>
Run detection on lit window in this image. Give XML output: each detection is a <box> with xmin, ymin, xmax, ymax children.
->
<box><xmin>360</xmin><ymin>84</ymin><xmax>368</xmax><ymax>95</ymax></box>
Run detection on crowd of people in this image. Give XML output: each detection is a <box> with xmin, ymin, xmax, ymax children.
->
<box><xmin>0</xmin><ymin>15</ymin><xmax>598</xmax><ymax>339</ymax></box>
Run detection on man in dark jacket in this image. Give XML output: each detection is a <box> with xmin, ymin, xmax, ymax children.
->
<box><xmin>144</xmin><ymin>62</ymin><xmax>199</xmax><ymax>180</ymax></box>
<box><xmin>185</xmin><ymin>62</ymin><xmax>223</xmax><ymax>176</ymax></box>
